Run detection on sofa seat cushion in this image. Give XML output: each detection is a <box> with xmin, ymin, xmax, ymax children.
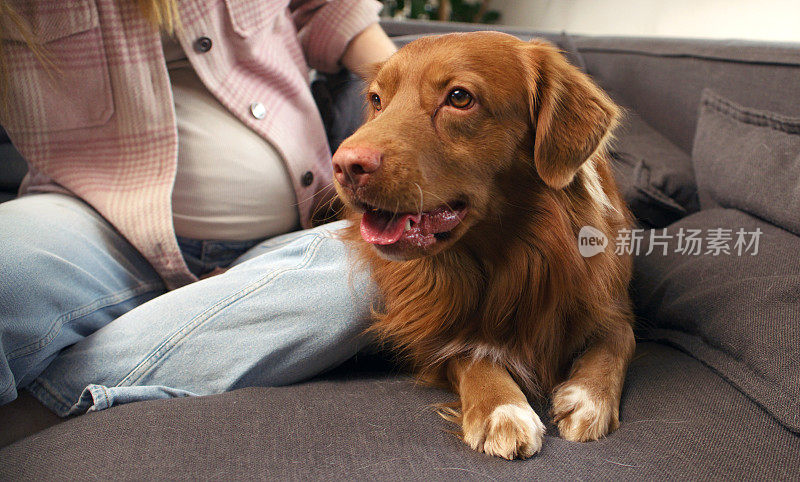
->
<box><xmin>1</xmin><ymin>343</ymin><xmax>797</xmax><ymax>479</ymax></box>
<box><xmin>633</xmin><ymin>208</ymin><xmax>800</xmax><ymax>434</ymax></box>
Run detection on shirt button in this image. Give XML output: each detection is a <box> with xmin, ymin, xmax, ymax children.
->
<box><xmin>301</xmin><ymin>171</ymin><xmax>314</xmax><ymax>187</ymax></box>
<box><xmin>250</xmin><ymin>102</ymin><xmax>266</xmax><ymax>120</ymax></box>
<box><xmin>194</xmin><ymin>36</ymin><xmax>212</xmax><ymax>53</ymax></box>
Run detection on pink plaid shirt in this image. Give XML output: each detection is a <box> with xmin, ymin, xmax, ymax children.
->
<box><xmin>0</xmin><ymin>0</ymin><xmax>380</xmax><ymax>289</ymax></box>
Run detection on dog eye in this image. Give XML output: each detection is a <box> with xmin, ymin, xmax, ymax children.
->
<box><xmin>370</xmin><ymin>93</ymin><xmax>382</xmax><ymax>111</ymax></box>
<box><xmin>447</xmin><ymin>89</ymin><xmax>473</xmax><ymax>109</ymax></box>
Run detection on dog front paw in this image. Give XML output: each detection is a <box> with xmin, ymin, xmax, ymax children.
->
<box><xmin>462</xmin><ymin>403</ymin><xmax>545</xmax><ymax>459</ymax></box>
<box><xmin>551</xmin><ymin>383</ymin><xmax>619</xmax><ymax>442</ymax></box>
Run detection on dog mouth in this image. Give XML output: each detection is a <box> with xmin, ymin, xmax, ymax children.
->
<box><xmin>356</xmin><ymin>200</ymin><xmax>469</xmax><ymax>249</ymax></box>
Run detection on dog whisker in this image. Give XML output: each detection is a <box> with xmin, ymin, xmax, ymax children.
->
<box><xmin>307</xmin><ymin>183</ymin><xmax>342</xmax><ymax>222</ymax></box>
<box><xmin>292</xmin><ymin>181</ymin><xmax>335</xmax><ymax>208</ymax></box>
<box><xmin>414</xmin><ymin>182</ymin><xmax>424</xmax><ymax>217</ymax></box>
<box><xmin>315</xmin><ymin>196</ymin><xmax>346</xmax><ymax>222</ymax></box>
<box><xmin>422</xmin><ymin>189</ymin><xmax>456</xmax><ymax>214</ymax></box>
<box><xmin>387</xmin><ymin>199</ymin><xmax>400</xmax><ymax>226</ymax></box>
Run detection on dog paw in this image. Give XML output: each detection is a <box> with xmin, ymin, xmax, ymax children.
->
<box><xmin>462</xmin><ymin>403</ymin><xmax>545</xmax><ymax>460</ymax></box>
<box><xmin>551</xmin><ymin>383</ymin><xmax>619</xmax><ymax>442</ymax></box>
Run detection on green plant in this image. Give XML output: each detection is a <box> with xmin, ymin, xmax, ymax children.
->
<box><xmin>381</xmin><ymin>0</ymin><xmax>501</xmax><ymax>24</ymax></box>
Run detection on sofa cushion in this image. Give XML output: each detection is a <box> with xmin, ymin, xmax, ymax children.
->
<box><xmin>0</xmin><ymin>126</ymin><xmax>27</xmax><ymax>202</ymax></box>
<box><xmin>609</xmin><ymin>112</ymin><xmax>699</xmax><ymax>228</ymax></box>
<box><xmin>633</xmin><ymin>208</ymin><xmax>800</xmax><ymax>433</ymax></box>
<box><xmin>311</xmin><ymin>71</ymin><xmax>366</xmax><ymax>154</ymax></box>
<box><xmin>693</xmin><ymin>88</ymin><xmax>800</xmax><ymax>235</ymax></box>
<box><xmin>1</xmin><ymin>343</ymin><xmax>797</xmax><ymax>479</ymax></box>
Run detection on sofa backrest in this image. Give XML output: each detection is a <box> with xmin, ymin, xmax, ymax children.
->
<box><xmin>572</xmin><ymin>36</ymin><xmax>800</xmax><ymax>152</ymax></box>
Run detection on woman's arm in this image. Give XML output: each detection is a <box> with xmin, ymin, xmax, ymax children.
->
<box><xmin>340</xmin><ymin>23</ymin><xmax>397</xmax><ymax>73</ymax></box>
<box><xmin>290</xmin><ymin>0</ymin><xmax>394</xmax><ymax>73</ymax></box>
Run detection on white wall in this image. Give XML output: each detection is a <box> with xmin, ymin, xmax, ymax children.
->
<box><xmin>492</xmin><ymin>0</ymin><xmax>800</xmax><ymax>42</ymax></box>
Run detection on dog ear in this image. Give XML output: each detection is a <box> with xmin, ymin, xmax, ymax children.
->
<box><xmin>525</xmin><ymin>41</ymin><xmax>620</xmax><ymax>190</ymax></box>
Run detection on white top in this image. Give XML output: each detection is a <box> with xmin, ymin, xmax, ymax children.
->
<box><xmin>164</xmin><ymin>36</ymin><xmax>300</xmax><ymax>241</ymax></box>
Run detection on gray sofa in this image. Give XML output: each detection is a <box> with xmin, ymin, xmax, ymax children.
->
<box><xmin>1</xmin><ymin>20</ymin><xmax>799</xmax><ymax>480</ymax></box>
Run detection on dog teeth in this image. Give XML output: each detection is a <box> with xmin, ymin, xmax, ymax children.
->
<box><xmin>405</xmin><ymin>219</ymin><xmax>412</xmax><ymax>231</ymax></box>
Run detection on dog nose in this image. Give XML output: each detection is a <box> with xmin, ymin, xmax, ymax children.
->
<box><xmin>332</xmin><ymin>146</ymin><xmax>382</xmax><ymax>187</ymax></box>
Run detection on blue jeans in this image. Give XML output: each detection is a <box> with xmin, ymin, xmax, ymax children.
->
<box><xmin>0</xmin><ymin>193</ymin><xmax>378</xmax><ymax>416</ymax></box>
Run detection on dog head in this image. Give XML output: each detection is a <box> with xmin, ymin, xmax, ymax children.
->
<box><xmin>332</xmin><ymin>32</ymin><xmax>620</xmax><ymax>261</ymax></box>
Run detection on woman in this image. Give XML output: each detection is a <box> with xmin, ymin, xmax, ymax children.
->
<box><xmin>0</xmin><ymin>0</ymin><xmax>394</xmax><ymax>418</ymax></box>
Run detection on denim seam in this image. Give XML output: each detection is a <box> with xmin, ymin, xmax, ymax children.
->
<box><xmin>26</xmin><ymin>378</ymin><xmax>70</xmax><ymax>415</ymax></box>
<box><xmin>0</xmin><ymin>377</ymin><xmax>15</xmax><ymax>402</ymax></box>
<box><xmin>98</xmin><ymin>385</ymin><xmax>110</xmax><ymax>410</ymax></box>
<box><xmin>258</xmin><ymin>233</ymin><xmax>319</xmax><ymax>251</ymax></box>
<box><xmin>258</xmin><ymin>227</ymin><xmax>344</xmax><ymax>252</ymax></box>
<box><xmin>28</xmin><ymin>374</ymin><xmax>108</xmax><ymax>416</ymax></box>
<box><xmin>116</xmin><ymin>235</ymin><xmax>327</xmax><ymax>387</ymax></box>
<box><xmin>7</xmin><ymin>281</ymin><xmax>165</xmax><ymax>361</ymax></box>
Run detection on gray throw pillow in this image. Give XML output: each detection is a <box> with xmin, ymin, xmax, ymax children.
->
<box><xmin>609</xmin><ymin>112</ymin><xmax>700</xmax><ymax>228</ymax></box>
<box><xmin>693</xmin><ymin>88</ymin><xmax>800</xmax><ymax>235</ymax></box>
<box><xmin>632</xmin><ymin>208</ymin><xmax>800</xmax><ymax>433</ymax></box>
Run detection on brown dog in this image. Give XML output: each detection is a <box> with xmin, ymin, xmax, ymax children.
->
<box><xmin>331</xmin><ymin>31</ymin><xmax>635</xmax><ymax>460</ymax></box>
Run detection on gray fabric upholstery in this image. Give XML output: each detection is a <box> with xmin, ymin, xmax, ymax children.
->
<box><xmin>693</xmin><ymin>89</ymin><xmax>800</xmax><ymax>235</ymax></box>
<box><xmin>380</xmin><ymin>18</ymin><xmax>560</xmax><ymax>44</ymax></box>
<box><xmin>574</xmin><ymin>37</ymin><xmax>800</xmax><ymax>153</ymax></box>
<box><xmin>2</xmin><ymin>343</ymin><xmax>798</xmax><ymax>480</ymax></box>
<box><xmin>633</xmin><ymin>209</ymin><xmax>800</xmax><ymax>433</ymax></box>
<box><xmin>609</xmin><ymin>112</ymin><xmax>698</xmax><ymax>228</ymax></box>
<box><xmin>311</xmin><ymin>70</ymin><xmax>367</xmax><ymax>154</ymax></box>
<box><xmin>0</xmin><ymin>127</ymin><xmax>25</xmax><ymax>203</ymax></box>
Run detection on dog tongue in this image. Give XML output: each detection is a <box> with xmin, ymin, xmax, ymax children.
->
<box><xmin>361</xmin><ymin>211</ymin><xmax>420</xmax><ymax>245</ymax></box>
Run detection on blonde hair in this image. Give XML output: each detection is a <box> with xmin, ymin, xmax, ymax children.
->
<box><xmin>135</xmin><ymin>0</ymin><xmax>181</xmax><ymax>35</ymax></box>
<box><xmin>0</xmin><ymin>0</ymin><xmax>180</xmax><ymax>102</ymax></box>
